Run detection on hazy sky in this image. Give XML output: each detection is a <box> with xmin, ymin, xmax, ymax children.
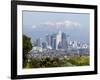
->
<box><xmin>22</xmin><ymin>11</ymin><xmax>90</xmax><ymax>43</ymax></box>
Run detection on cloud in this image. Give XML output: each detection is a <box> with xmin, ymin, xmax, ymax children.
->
<box><xmin>64</xmin><ymin>20</ymin><xmax>80</xmax><ymax>28</ymax></box>
<box><xmin>42</xmin><ymin>20</ymin><xmax>80</xmax><ymax>28</ymax></box>
<box><xmin>32</xmin><ymin>25</ymin><xmax>36</xmax><ymax>29</ymax></box>
<box><xmin>41</xmin><ymin>22</ymin><xmax>55</xmax><ymax>26</ymax></box>
<box><xmin>32</xmin><ymin>20</ymin><xmax>80</xmax><ymax>29</ymax></box>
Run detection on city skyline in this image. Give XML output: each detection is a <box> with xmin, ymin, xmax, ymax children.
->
<box><xmin>31</xmin><ymin>31</ymin><xmax>89</xmax><ymax>52</ymax></box>
<box><xmin>29</xmin><ymin>30</ymin><xmax>89</xmax><ymax>59</ymax></box>
<box><xmin>23</xmin><ymin>11</ymin><xmax>90</xmax><ymax>44</ymax></box>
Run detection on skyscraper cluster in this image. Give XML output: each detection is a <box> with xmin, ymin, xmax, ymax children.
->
<box><xmin>33</xmin><ymin>31</ymin><xmax>89</xmax><ymax>52</ymax></box>
<box><xmin>35</xmin><ymin>31</ymin><xmax>67</xmax><ymax>50</ymax></box>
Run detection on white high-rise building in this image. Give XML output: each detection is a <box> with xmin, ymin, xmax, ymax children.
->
<box><xmin>56</xmin><ymin>31</ymin><xmax>62</xmax><ymax>50</ymax></box>
<box><xmin>46</xmin><ymin>35</ymin><xmax>51</xmax><ymax>47</ymax></box>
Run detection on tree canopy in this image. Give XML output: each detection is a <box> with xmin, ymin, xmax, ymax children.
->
<box><xmin>23</xmin><ymin>35</ymin><xmax>32</xmax><ymax>68</ymax></box>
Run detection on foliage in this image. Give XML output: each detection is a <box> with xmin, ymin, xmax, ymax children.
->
<box><xmin>24</xmin><ymin>55</ymin><xmax>89</xmax><ymax>68</ymax></box>
<box><xmin>23</xmin><ymin>35</ymin><xmax>32</xmax><ymax>68</ymax></box>
<box><xmin>67</xmin><ymin>56</ymin><xmax>89</xmax><ymax>66</ymax></box>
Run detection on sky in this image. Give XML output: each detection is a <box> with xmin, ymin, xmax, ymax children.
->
<box><xmin>22</xmin><ymin>11</ymin><xmax>90</xmax><ymax>44</ymax></box>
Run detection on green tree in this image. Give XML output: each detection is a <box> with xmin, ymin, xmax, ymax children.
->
<box><xmin>23</xmin><ymin>35</ymin><xmax>32</xmax><ymax>68</ymax></box>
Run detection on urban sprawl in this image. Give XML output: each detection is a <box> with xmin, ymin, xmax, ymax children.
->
<box><xmin>29</xmin><ymin>31</ymin><xmax>89</xmax><ymax>59</ymax></box>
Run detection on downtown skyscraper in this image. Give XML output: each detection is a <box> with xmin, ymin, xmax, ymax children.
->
<box><xmin>34</xmin><ymin>31</ymin><xmax>89</xmax><ymax>52</ymax></box>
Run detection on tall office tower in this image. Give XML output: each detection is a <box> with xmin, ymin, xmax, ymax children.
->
<box><xmin>72</xmin><ymin>41</ymin><xmax>78</xmax><ymax>48</ymax></box>
<box><xmin>46</xmin><ymin>35</ymin><xmax>51</xmax><ymax>47</ymax></box>
<box><xmin>51</xmin><ymin>35</ymin><xmax>56</xmax><ymax>50</ymax></box>
<box><xmin>56</xmin><ymin>31</ymin><xmax>62</xmax><ymax>50</ymax></box>
<box><xmin>62</xmin><ymin>32</ymin><xmax>67</xmax><ymax>49</ymax></box>
<box><xmin>42</xmin><ymin>41</ymin><xmax>47</xmax><ymax>49</ymax></box>
<box><xmin>66</xmin><ymin>35</ymin><xmax>70</xmax><ymax>49</ymax></box>
<box><xmin>66</xmin><ymin>35</ymin><xmax>70</xmax><ymax>43</ymax></box>
<box><xmin>36</xmin><ymin>38</ymin><xmax>42</xmax><ymax>47</ymax></box>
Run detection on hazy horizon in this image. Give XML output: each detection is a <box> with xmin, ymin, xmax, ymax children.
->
<box><xmin>22</xmin><ymin>11</ymin><xmax>90</xmax><ymax>44</ymax></box>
